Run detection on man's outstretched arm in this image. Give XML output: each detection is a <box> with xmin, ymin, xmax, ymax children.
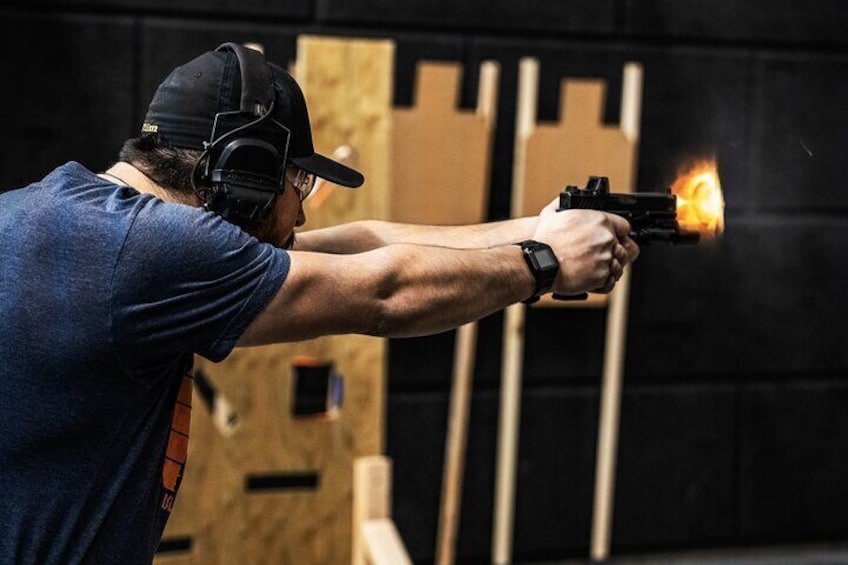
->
<box><xmin>238</xmin><ymin>243</ymin><xmax>534</xmax><ymax>344</ymax></box>
<box><xmin>238</xmin><ymin>208</ymin><xmax>638</xmax><ymax>346</ymax></box>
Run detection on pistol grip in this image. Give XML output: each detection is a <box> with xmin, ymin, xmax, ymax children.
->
<box><xmin>552</xmin><ymin>292</ymin><xmax>589</xmax><ymax>301</ymax></box>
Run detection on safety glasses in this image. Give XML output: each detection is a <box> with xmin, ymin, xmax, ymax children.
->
<box><xmin>285</xmin><ymin>166</ymin><xmax>317</xmax><ymax>201</ymax></box>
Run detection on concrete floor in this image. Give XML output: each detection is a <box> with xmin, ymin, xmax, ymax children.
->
<box><xmin>530</xmin><ymin>543</ymin><xmax>848</xmax><ymax>564</ymax></box>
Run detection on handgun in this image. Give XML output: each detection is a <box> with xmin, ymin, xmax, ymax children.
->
<box><xmin>557</xmin><ymin>175</ymin><xmax>699</xmax><ymax>245</ymax></box>
<box><xmin>554</xmin><ymin>175</ymin><xmax>698</xmax><ymax>300</ymax></box>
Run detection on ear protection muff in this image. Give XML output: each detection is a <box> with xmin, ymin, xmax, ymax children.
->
<box><xmin>192</xmin><ymin>42</ymin><xmax>292</xmax><ymax>228</ymax></box>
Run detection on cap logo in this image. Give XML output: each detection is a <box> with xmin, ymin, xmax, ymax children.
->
<box><xmin>141</xmin><ymin>122</ymin><xmax>159</xmax><ymax>133</ymax></box>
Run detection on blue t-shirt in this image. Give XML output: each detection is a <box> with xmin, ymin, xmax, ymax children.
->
<box><xmin>0</xmin><ymin>162</ymin><xmax>290</xmax><ymax>564</ymax></box>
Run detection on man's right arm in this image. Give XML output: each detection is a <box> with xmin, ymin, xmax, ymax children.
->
<box><xmin>237</xmin><ymin>209</ymin><xmax>637</xmax><ymax>346</ymax></box>
<box><xmin>237</xmin><ymin>243</ymin><xmax>535</xmax><ymax>345</ymax></box>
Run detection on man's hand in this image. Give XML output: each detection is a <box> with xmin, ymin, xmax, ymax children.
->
<box><xmin>532</xmin><ymin>197</ymin><xmax>640</xmax><ymax>296</ymax></box>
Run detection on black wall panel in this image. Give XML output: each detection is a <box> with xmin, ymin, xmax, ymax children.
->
<box><xmin>317</xmin><ymin>0</ymin><xmax>615</xmax><ymax>35</ymax></box>
<box><xmin>387</xmin><ymin>390</ymin><xmax>500</xmax><ymax>564</ymax></box>
<box><xmin>389</xmin><ymin>330</ymin><xmax>456</xmax><ymax>390</ymax></box>
<box><xmin>20</xmin><ymin>0</ymin><xmax>312</xmax><ymax>19</ymax></box>
<box><xmin>627</xmin><ymin>219</ymin><xmax>848</xmax><ymax>377</ymax></box>
<box><xmin>613</xmin><ymin>385</ymin><xmax>736</xmax><ymax>548</ymax></box>
<box><xmin>748</xmin><ymin>53</ymin><xmax>848</xmax><ymax>211</ymax></box>
<box><xmin>388</xmin><ymin>307</ymin><xmax>608</xmax><ymax>390</ymax></box>
<box><xmin>634</xmin><ymin>48</ymin><xmax>751</xmax><ymax>212</ymax></box>
<box><xmin>387</xmin><ymin>391</ymin><xmax>446</xmax><ymax>563</ymax></box>
<box><xmin>317</xmin><ymin>0</ymin><xmax>459</xmax><ymax>29</ymax></box>
<box><xmin>624</xmin><ymin>0</ymin><xmax>848</xmax><ymax>45</ymax></box>
<box><xmin>739</xmin><ymin>381</ymin><xmax>848</xmax><ymax>539</ymax></box>
<box><xmin>388</xmin><ymin>386</ymin><xmax>738</xmax><ymax>562</ymax></box>
<box><xmin>511</xmin><ymin>387</ymin><xmax>600</xmax><ymax>558</ymax></box>
<box><xmin>0</xmin><ymin>14</ymin><xmax>133</xmax><ymax>190</ymax></box>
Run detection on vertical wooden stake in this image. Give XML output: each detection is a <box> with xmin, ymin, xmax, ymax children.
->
<box><xmin>353</xmin><ymin>457</ymin><xmax>390</xmax><ymax>565</ymax></box>
<box><xmin>435</xmin><ymin>60</ymin><xmax>499</xmax><ymax>565</ymax></box>
<box><xmin>589</xmin><ymin>62</ymin><xmax>643</xmax><ymax>563</ymax></box>
<box><xmin>492</xmin><ymin>57</ymin><xmax>538</xmax><ymax>565</ymax></box>
<box><xmin>589</xmin><ymin>267</ymin><xmax>631</xmax><ymax>562</ymax></box>
<box><xmin>492</xmin><ymin>303</ymin><xmax>526</xmax><ymax>565</ymax></box>
<box><xmin>353</xmin><ymin>456</ymin><xmax>412</xmax><ymax>565</ymax></box>
<box><xmin>436</xmin><ymin>322</ymin><xmax>478</xmax><ymax>565</ymax></box>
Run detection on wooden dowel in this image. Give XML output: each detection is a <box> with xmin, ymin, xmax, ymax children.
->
<box><xmin>620</xmin><ymin>63</ymin><xmax>643</xmax><ymax>145</ymax></box>
<box><xmin>436</xmin><ymin>322</ymin><xmax>478</xmax><ymax>565</ymax></box>
<box><xmin>353</xmin><ymin>456</ymin><xmax>392</xmax><ymax>565</ymax></box>
<box><xmin>589</xmin><ymin>61</ymin><xmax>642</xmax><ymax>563</ymax></box>
<box><xmin>589</xmin><ymin>267</ymin><xmax>632</xmax><ymax>562</ymax></box>
<box><xmin>492</xmin><ymin>303</ymin><xmax>526</xmax><ymax>565</ymax></box>
<box><xmin>492</xmin><ymin>57</ymin><xmax>538</xmax><ymax>565</ymax></box>
<box><xmin>476</xmin><ymin>61</ymin><xmax>500</xmax><ymax>123</ymax></box>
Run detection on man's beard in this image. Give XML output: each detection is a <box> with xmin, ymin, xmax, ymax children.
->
<box><xmin>246</xmin><ymin>217</ymin><xmax>295</xmax><ymax>250</ymax></box>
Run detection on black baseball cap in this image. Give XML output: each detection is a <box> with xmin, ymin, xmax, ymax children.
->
<box><xmin>142</xmin><ymin>45</ymin><xmax>363</xmax><ymax>188</ymax></box>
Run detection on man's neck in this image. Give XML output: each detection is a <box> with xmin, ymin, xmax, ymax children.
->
<box><xmin>99</xmin><ymin>162</ymin><xmax>200</xmax><ymax>207</ymax></box>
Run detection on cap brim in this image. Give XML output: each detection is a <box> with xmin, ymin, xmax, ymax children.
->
<box><xmin>290</xmin><ymin>153</ymin><xmax>364</xmax><ymax>188</ymax></box>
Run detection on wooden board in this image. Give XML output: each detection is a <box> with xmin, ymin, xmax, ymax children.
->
<box><xmin>390</xmin><ymin>61</ymin><xmax>497</xmax><ymax>225</ymax></box>
<box><xmin>156</xmin><ymin>36</ymin><xmax>394</xmax><ymax>565</ymax></box>
<box><xmin>352</xmin><ymin>457</ymin><xmax>412</xmax><ymax>565</ymax></box>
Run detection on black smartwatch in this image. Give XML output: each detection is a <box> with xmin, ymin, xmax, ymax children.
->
<box><xmin>515</xmin><ymin>240</ymin><xmax>559</xmax><ymax>304</ymax></box>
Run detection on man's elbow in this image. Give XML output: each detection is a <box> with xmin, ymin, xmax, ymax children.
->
<box><xmin>364</xmin><ymin>279</ymin><xmax>403</xmax><ymax>338</ymax></box>
<box><xmin>362</xmin><ymin>256</ymin><xmax>412</xmax><ymax>338</ymax></box>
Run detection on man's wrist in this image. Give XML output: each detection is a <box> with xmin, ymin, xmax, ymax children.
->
<box><xmin>515</xmin><ymin>240</ymin><xmax>559</xmax><ymax>304</ymax></box>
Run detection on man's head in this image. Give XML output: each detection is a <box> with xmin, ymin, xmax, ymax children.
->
<box><xmin>120</xmin><ymin>42</ymin><xmax>363</xmax><ymax>248</ymax></box>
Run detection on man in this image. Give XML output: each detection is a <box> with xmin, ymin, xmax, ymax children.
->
<box><xmin>0</xmin><ymin>43</ymin><xmax>638</xmax><ymax>563</ymax></box>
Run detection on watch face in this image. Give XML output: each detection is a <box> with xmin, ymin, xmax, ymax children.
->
<box><xmin>519</xmin><ymin>241</ymin><xmax>559</xmax><ymax>299</ymax></box>
<box><xmin>534</xmin><ymin>248</ymin><xmax>558</xmax><ymax>271</ymax></box>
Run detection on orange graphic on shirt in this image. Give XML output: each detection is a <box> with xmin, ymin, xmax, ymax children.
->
<box><xmin>161</xmin><ymin>372</ymin><xmax>192</xmax><ymax>511</ymax></box>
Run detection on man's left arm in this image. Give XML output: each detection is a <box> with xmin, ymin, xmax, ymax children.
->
<box><xmin>293</xmin><ymin>216</ymin><xmax>538</xmax><ymax>253</ymax></box>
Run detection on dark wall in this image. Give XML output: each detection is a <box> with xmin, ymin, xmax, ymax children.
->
<box><xmin>2</xmin><ymin>1</ymin><xmax>848</xmax><ymax>563</ymax></box>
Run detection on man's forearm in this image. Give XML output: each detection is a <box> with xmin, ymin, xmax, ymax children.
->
<box><xmin>294</xmin><ymin>217</ymin><xmax>538</xmax><ymax>254</ymax></box>
<box><xmin>371</xmin><ymin>243</ymin><xmax>535</xmax><ymax>337</ymax></box>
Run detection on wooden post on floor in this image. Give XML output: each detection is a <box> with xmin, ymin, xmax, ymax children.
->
<box><xmin>492</xmin><ymin>56</ymin><xmax>538</xmax><ymax>565</ymax></box>
<box><xmin>436</xmin><ymin>321</ymin><xmax>477</xmax><ymax>565</ymax></box>
<box><xmin>353</xmin><ymin>456</ymin><xmax>412</xmax><ymax>565</ymax></box>
<box><xmin>590</xmin><ymin>62</ymin><xmax>643</xmax><ymax>564</ymax></box>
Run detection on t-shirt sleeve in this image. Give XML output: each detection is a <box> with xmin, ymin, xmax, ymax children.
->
<box><xmin>111</xmin><ymin>196</ymin><xmax>290</xmax><ymax>377</ymax></box>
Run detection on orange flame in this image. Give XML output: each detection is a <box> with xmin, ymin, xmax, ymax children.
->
<box><xmin>672</xmin><ymin>160</ymin><xmax>725</xmax><ymax>239</ymax></box>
